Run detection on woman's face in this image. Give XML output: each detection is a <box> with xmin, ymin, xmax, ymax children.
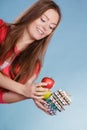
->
<box><xmin>28</xmin><ymin>9</ymin><xmax>59</xmax><ymax>41</ymax></box>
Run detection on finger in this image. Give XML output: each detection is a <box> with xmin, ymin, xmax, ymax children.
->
<box><xmin>37</xmin><ymin>99</ymin><xmax>47</xmax><ymax>105</ymax></box>
<box><xmin>36</xmin><ymin>87</ymin><xmax>49</xmax><ymax>92</ymax></box>
<box><xmin>35</xmin><ymin>100</ymin><xmax>51</xmax><ymax>115</ymax></box>
<box><xmin>35</xmin><ymin>100</ymin><xmax>48</xmax><ymax>112</ymax></box>
<box><xmin>35</xmin><ymin>82</ymin><xmax>48</xmax><ymax>87</ymax></box>
<box><xmin>34</xmin><ymin>91</ymin><xmax>48</xmax><ymax>96</ymax></box>
<box><xmin>32</xmin><ymin>95</ymin><xmax>44</xmax><ymax>100</ymax></box>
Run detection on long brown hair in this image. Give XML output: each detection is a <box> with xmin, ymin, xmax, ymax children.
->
<box><xmin>0</xmin><ymin>0</ymin><xmax>61</xmax><ymax>83</ymax></box>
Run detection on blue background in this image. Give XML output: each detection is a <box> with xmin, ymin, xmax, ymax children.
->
<box><xmin>0</xmin><ymin>0</ymin><xmax>87</xmax><ymax>130</ymax></box>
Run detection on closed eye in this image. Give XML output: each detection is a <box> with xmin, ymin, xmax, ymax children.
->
<box><xmin>41</xmin><ymin>18</ymin><xmax>46</xmax><ymax>22</ymax></box>
<box><xmin>49</xmin><ymin>25</ymin><xmax>55</xmax><ymax>30</ymax></box>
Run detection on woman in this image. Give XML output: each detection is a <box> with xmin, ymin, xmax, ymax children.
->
<box><xmin>0</xmin><ymin>0</ymin><xmax>61</xmax><ymax>114</ymax></box>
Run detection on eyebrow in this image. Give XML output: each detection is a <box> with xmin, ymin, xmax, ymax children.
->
<box><xmin>43</xmin><ymin>14</ymin><xmax>57</xmax><ymax>26</ymax></box>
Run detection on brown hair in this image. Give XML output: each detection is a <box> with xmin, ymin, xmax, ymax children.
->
<box><xmin>0</xmin><ymin>0</ymin><xmax>61</xmax><ymax>83</ymax></box>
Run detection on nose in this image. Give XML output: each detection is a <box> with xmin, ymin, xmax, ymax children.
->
<box><xmin>42</xmin><ymin>22</ymin><xmax>50</xmax><ymax>32</ymax></box>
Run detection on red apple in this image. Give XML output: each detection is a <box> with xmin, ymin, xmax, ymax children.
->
<box><xmin>41</xmin><ymin>77</ymin><xmax>55</xmax><ymax>89</ymax></box>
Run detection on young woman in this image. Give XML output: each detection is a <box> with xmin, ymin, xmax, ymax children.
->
<box><xmin>0</xmin><ymin>0</ymin><xmax>61</xmax><ymax>114</ymax></box>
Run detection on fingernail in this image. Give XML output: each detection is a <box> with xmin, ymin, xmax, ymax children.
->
<box><xmin>43</xmin><ymin>82</ymin><xmax>48</xmax><ymax>85</ymax></box>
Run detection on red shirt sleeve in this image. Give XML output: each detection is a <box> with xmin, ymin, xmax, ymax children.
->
<box><xmin>0</xmin><ymin>19</ymin><xmax>8</xmax><ymax>44</ymax></box>
<box><xmin>0</xmin><ymin>91</ymin><xmax>5</xmax><ymax>103</ymax></box>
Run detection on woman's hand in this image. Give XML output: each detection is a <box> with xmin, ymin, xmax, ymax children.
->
<box><xmin>23</xmin><ymin>74</ymin><xmax>49</xmax><ymax>99</ymax></box>
<box><xmin>33</xmin><ymin>99</ymin><xmax>51</xmax><ymax>115</ymax></box>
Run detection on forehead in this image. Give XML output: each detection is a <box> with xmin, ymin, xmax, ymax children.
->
<box><xmin>42</xmin><ymin>9</ymin><xmax>59</xmax><ymax>24</ymax></box>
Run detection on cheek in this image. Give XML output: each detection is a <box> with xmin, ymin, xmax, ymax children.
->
<box><xmin>32</xmin><ymin>19</ymin><xmax>40</xmax><ymax>25</ymax></box>
<box><xmin>30</xmin><ymin>21</ymin><xmax>39</xmax><ymax>32</ymax></box>
<box><xmin>45</xmin><ymin>30</ymin><xmax>52</xmax><ymax>37</ymax></box>
<box><xmin>34</xmin><ymin>20</ymin><xmax>41</xmax><ymax>27</ymax></box>
<box><xmin>28</xmin><ymin>23</ymin><xmax>36</xmax><ymax>34</ymax></box>
<box><xmin>30</xmin><ymin>23</ymin><xmax>36</xmax><ymax>29</ymax></box>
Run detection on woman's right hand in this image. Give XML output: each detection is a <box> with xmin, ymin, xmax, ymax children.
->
<box><xmin>23</xmin><ymin>74</ymin><xmax>49</xmax><ymax>99</ymax></box>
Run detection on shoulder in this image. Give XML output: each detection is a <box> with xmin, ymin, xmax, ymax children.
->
<box><xmin>0</xmin><ymin>19</ymin><xmax>8</xmax><ymax>44</ymax></box>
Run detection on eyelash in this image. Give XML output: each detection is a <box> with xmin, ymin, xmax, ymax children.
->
<box><xmin>41</xmin><ymin>18</ymin><xmax>46</xmax><ymax>22</ymax></box>
<box><xmin>49</xmin><ymin>26</ymin><xmax>54</xmax><ymax>30</ymax></box>
<box><xmin>41</xmin><ymin>17</ymin><xmax>55</xmax><ymax>30</ymax></box>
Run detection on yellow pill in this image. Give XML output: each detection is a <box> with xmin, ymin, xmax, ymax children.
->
<box><xmin>44</xmin><ymin>90</ymin><xmax>52</xmax><ymax>99</ymax></box>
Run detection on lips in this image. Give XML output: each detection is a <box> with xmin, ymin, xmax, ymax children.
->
<box><xmin>36</xmin><ymin>27</ymin><xmax>44</xmax><ymax>35</ymax></box>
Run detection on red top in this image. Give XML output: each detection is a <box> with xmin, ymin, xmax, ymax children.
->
<box><xmin>0</xmin><ymin>19</ymin><xmax>8</xmax><ymax>43</ymax></box>
<box><xmin>0</xmin><ymin>19</ymin><xmax>40</xmax><ymax>103</ymax></box>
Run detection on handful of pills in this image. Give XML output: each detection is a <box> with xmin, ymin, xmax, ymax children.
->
<box><xmin>41</xmin><ymin>77</ymin><xmax>71</xmax><ymax>115</ymax></box>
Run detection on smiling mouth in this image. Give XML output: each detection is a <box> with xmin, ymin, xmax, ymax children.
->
<box><xmin>36</xmin><ymin>27</ymin><xmax>44</xmax><ymax>35</ymax></box>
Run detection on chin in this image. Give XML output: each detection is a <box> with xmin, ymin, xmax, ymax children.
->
<box><xmin>34</xmin><ymin>36</ymin><xmax>43</xmax><ymax>41</ymax></box>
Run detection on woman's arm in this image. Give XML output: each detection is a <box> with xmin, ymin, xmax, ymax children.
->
<box><xmin>2</xmin><ymin>91</ymin><xmax>27</xmax><ymax>104</ymax></box>
<box><xmin>0</xmin><ymin>72</ymin><xmax>50</xmax><ymax>114</ymax></box>
<box><xmin>2</xmin><ymin>91</ymin><xmax>50</xmax><ymax>115</ymax></box>
<box><xmin>0</xmin><ymin>72</ymin><xmax>49</xmax><ymax>99</ymax></box>
<box><xmin>0</xmin><ymin>72</ymin><xmax>25</xmax><ymax>96</ymax></box>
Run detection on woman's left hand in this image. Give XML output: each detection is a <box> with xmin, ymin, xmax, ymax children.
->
<box><xmin>33</xmin><ymin>99</ymin><xmax>51</xmax><ymax>115</ymax></box>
